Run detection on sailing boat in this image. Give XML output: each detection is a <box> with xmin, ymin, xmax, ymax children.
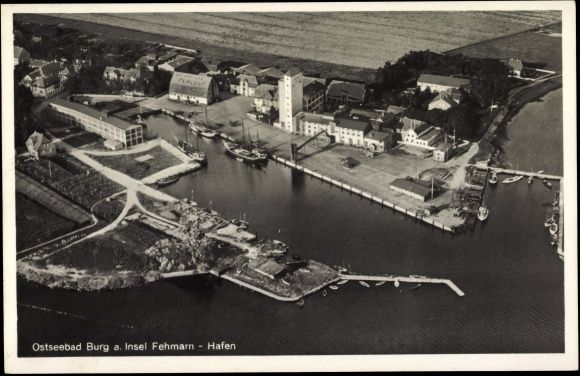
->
<box><xmin>172</xmin><ymin>131</ymin><xmax>207</xmax><ymax>164</ymax></box>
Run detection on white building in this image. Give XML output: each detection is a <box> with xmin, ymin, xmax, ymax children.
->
<box><xmin>49</xmin><ymin>97</ymin><xmax>143</xmax><ymax>148</ymax></box>
<box><xmin>253</xmin><ymin>84</ymin><xmax>278</xmax><ymax>114</ymax></box>
<box><xmin>169</xmin><ymin>72</ymin><xmax>218</xmax><ymax>105</ymax></box>
<box><xmin>428</xmin><ymin>88</ymin><xmax>462</xmax><ymax>111</ymax></box>
<box><xmin>417</xmin><ymin>73</ymin><xmax>470</xmax><ymax>93</ymax></box>
<box><xmin>333</xmin><ymin>115</ymin><xmax>371</xmax><ymax>147</ymax></box>
<box><xmin>400</xmin><ymin>117</ymin><xmax>442</xmax><ymax>149</ymax></box>
<box><xmin>277</xmin><ymin>67</ymin><xmax>304</xmax><ymax>134</ymax></box>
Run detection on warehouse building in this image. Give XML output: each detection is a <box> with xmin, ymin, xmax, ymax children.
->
<box><xmin>49</xmin><ymin>97</ymin><xmax>144</xmax><ymax>148</ymax></box>
<box><xmin>169</xmin><ymin>72</ymin><xmax>219</xmax><ymax>105</ymax></box>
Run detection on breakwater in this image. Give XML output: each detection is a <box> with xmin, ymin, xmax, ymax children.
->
<box><xmin>340</xmin><ymin>274</ymin><xmax>465</xmax><ymax>297</ymax></box>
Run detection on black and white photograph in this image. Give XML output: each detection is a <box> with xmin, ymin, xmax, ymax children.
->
<box><xmin>2</xmin><ymin>1</ymin><xmax>577</xmax><ymax>372</ymax></box>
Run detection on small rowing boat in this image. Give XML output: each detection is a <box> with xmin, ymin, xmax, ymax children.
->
<box><xmin>375</xmin><ymin>281</ymin><xmax>386</xmax><ymax>286</ymax></box>
<box><xmin>543</xmin><ymin>179</ymin><xmax>553</xmax><ymax>189</ymax></box>
<box><xmin>156</xmin><ymin>175</ymin><xmax>180</xmax><ymax>187</ymax></box>
<box><xmin>329</xmin><ymin>285</ymin><xmax>339</xmax><ymax>290</ymax></box>
<box><xmin>502</xmin><ymin>175</ymin><xmax>523</xmax><ymax>184</ymax></box>
<box><xmin>336</xmin><ymin>279</ymin><xmax>348</xmax><ymax>285</ymax></box>
<box><xmin>358</xmin><ymin>281</ymin><xmax>370</xmax><ymax>288</ymax></box>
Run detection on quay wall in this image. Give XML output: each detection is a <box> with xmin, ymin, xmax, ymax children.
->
<box><xmin>269</xmin><ymin>155</ymin><xmax>455</xmax><ymax>234</ymax></box>
<box><xmin>159</xmin><ymin>107</ymin><xmax>455</xmax><ymax>233</ymax></box>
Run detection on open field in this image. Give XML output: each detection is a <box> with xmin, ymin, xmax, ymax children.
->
<box><xmin>16</xmin><ymin>194</ymin><xmax>79</xmax><ymax>250</ymax></box>
<box><xmin>90</xmin><ymin>145</ymin><xmax>183</xmax><ymax>180</ymax></box>
<box><xmin>40</xmin><ymin>220</ymin><xmax>167</xmax><ymax>273</ymax></box>
<box><xmin>17</xmin><ymin>12</ymin><xmax>560</xmax><ymax>81</ymax></box>
<box><xmin>448</xmin><ymin>25</ymin><xmax>562</xmax><ymax>71</ymax></box>
<box><xmin>16</xmin><ymin>154</ymin><xmax>125</xmax><ymax>210</ymax></box>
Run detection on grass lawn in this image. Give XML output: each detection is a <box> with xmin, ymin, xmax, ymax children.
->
<box><xmin>92</xmin><ymin>145</ymin><xmax>183</xmax><ymax>180</ymax></box>
<box><xmin>449</xmin><ymin>30</ymin><xmax>562</xmax><ymax>71</ymax></box>
<box><xmin>64</xmin><ymin>132</ymin><xmax>103</xmax><ymax>148</ymax></box>
<box><xmin>43</xmin><ymin>221</ymin><xmax>168</xmax><ymax>273</ymax></box>
<box><xmin>16</xmin><ymin>194</ymin><xmax>79</xmax><ymax>250</ymax></box>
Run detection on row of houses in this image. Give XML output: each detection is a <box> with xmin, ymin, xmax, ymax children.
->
<box><xmin>133</xmin><ymin>44</ymin><xmax>202</xmax><ymax>73</ymax></box>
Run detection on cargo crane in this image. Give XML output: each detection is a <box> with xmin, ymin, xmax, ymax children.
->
<box><xmin>290</xmin><ymin>130</ymin><xmax>335</xmax><ymax>162</ymax></box>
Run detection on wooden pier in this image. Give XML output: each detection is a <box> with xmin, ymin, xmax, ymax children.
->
<box><xmin>340</xmin><ymin>274</ymin><xmax>465</xmax><ymax>297</ymax></box>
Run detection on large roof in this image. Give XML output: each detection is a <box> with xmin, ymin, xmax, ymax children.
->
<box><xmin>257</xmin><ymin>66</ymin><xmax>284</xmax><ymax>79</ymax></box>
<box><xmin>417</xmin><ymin>74</ymin><xmax>470</xmax><ymax>88</ymax></box>
<box><xmin>365</xmin><ymin>130</ymin><xmax>391</xmax><ymax>142</ymax></box>
<box><xmin>335</xmin><ymin>114</ymin><xmax>371</xmax><ymax>132</ymax></box>
<box><xmin>350</xmin><ymin>108</ymin><xmax>381</xmax><ymax>120</ymax></box>
<box><xmin>390</xmin><ymin>178</ymin><xmax>435</xmax><ymax>198</ymax></box>
<box><xmin>35</xmin><ymin>75</ymin><xmax>60</xmax><ymax>88</ymax></box>
<box><xmin>49</xmin><ymin>97</ymin><xmax>140</xmax><ymax>131</ymax></box>
<box><xmin>169</xmin><ymin>72</ymin><xmax>214</xmax><ymax>98</ymax></box>
<box><xmin>234</xmin><ymin>63</ymin><xmax>262</xmax><ymax>75</ymax></box>
<box><xmin>326</xmin><ymin>80</ymin><xmax>366</xmax><ymax>102</ymax></box>
<box><xmin>163</xmin><ymin>55</ymin><xmax>194</xmax><ymax>68</ymax></box>
<box><xmin>285</xmin><ymin>66</ymin><xmax>302</xmax><ymax>77</ymax></box>
<box><xmin>39</xmin><ymin>61</ymin><xmax>61</xmax><ymax>77</ymax></box>
<box><xmin>238</xmin><ymin>74</ymin><xmax>259</xmax><ymax>88</ymax></box>
<box><xmin>400</xmin><ymin>117</ymin><xmax>427</xmax><ymax>132</ymax></box>
<box><xmin>302</xmin><ymin>112</ymin><xmax>334</xmax><ymax>125</ymax></box>
<box><xmin>303</xmin><ymin>81</ymin><xmax>325</xmax><ymax>99</ymax></box>
<box><xmin>253</xmin><ymin>84</ymin><xmax>278</xmax><ymax>100</ymax></box>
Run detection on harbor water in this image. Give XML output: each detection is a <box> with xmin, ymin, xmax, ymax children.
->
<box><xmin>17</xmin><ymin>113</ymin><xmax>564</xmax><ymax>355</ymax></box>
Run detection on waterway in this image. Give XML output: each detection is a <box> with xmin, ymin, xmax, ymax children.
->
<box><xmin>500</xmin><ymin>88</ymin><xmax>563</xmax><ymax>175</ymax></box>
<box><xmin>17</xmin><ymin>113</ymin><xmax>564</xmax><ymax>355</ymax></box>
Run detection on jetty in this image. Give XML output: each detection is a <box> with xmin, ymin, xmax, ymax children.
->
<box><xmin>340</xmin><ymin>274</ymin><xmax>465</xmax><ymax>297</ymax></box>
<box><xmin>487</xmin><ymin>166</ymin><xmax>561</xmax><ymax>181</ymax></box>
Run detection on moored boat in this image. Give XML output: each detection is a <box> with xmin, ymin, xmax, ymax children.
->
<box><xmin>477</xmin><ymin>205</ymin><xmax>489</xmax><ymax>221</ymax></box>
<box><xmin>375</xmin><ymin>281</ymin><xmax>386</xmax><ymax>286</ymax></box>
<box><xmin>488</xmin><ymin>172</ymin><xmax>499</xmax><ymax>185</ymax></box>
<box><xmin>394</xmin><ymin>279</ymin><xmax>400</xmax><ymax>288</ymax></box>
<box><xmin>156</xmin><ymin>175</ymin><xmax>180</xmax><ymax>187</ymax></box>
<box><xmin>336</xmin><ymin>279</ymin><xmax>348</xmax><ymax>285</ymax></box>
<box><xmin>549</xmin><ymin>222</ymin><xmax>558</xmax><ymax>235</ymax></box>
<box><xmin>411</xmin><ymin>283</ymin><xmax>422</xmax><ymax>290</ymax></box>
<box><xmin>200</xmin><ymin>128</ymin><xmax>218</xmax><ymax>139</ymax></box>
<box><xmin>173</xmin><ymin>133</ymin><xmax>208</xmax><ymax>164</ymax></box>
<box><xmin>502</xmin><ymin>175</ymin><xmax>523</xmax><ymax>184</ymax></box>
<box><xmin>358</xmin><ymin>281</ymin><xmax>370</xmax><ymax>288</ymax></box>
<box><xmin>543</xmin><ymin>179</ymin><xmax>553</xmax><ymax>189</ymax></box>
<box><xmin>223</xmin><ymin>140</ymin><xmax>263</xmax><ymax>163</ymax></box>
<box><xmin>329</xmin><ymin>285</ymin><xmax>339</xmax><ymax>290</ymax></box>
<box><xmin>527</xmin><ymin>175</ymin><xmax>534</xmax><ymax>185</ymax></box>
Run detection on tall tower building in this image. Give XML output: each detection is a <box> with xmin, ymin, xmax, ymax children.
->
<box><xmin>277</xmin><ymin>67</ymin><xmax>303</xmax><ymax>134</ymax></box>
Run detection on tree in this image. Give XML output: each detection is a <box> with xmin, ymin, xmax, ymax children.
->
<box><xmin>14</xmin><ymin>81</ymin><xmax>37</xmax><ymax>147</ymax></box>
